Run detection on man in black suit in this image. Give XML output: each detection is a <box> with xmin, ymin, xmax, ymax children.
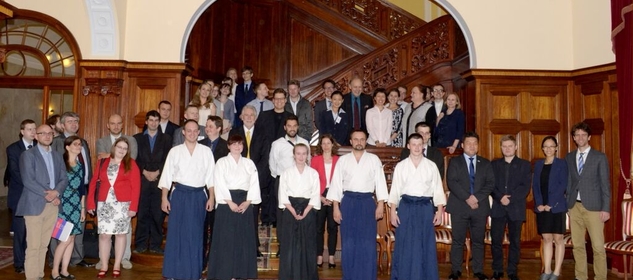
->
<box><xmin>314</xmin><ymin>79</ymin><xmax>336</xmax><ymax>131</ymax></box>
<box><xmin>133</xmin><ymin>110</ymin><xmax>172</xmax><ymax>254</ymax></box>
<box><xmin>50</xmin><ymin>111</ymin><xmax>95</xmax><ymax>268</ymax></box>
<box><xmin>6</xmin><ymin>119</ymin><xmax>37</xmax><ymax>274</ymax></box>
<box><xmin>229</xmin><ymin>105</ymin><xmax>270</xmax><ymax>256</ymax></box>
<box><xmin>446</xmin><ymin>131</ymin><xmax>494</xmax><ymax>280</ymax></box>
<box><xmin>158</xmin><ymin>100</ymin><xmax>179</xmax><ymax>137</ymax></box>
<box><xmin>490</xmin><ymin>135</ymin><xmax>531</xmax><ymax>280</ymax></box>
<box><xmin>234</xmin><ymin>66</ymin><xmax>256</xmax><ymax>128</ymax></box>
<box><xmin>342</xmin><ymin>77</ymin><xmax>373</xmax><ymax>133</ymax></box>
<box><xmin>399</xmin><ymin>122</ymin><xmax>445</xmax><ymax>180</ymax></box>
<box><xmin>255</xmin><ymin>88</ymin><xmax>295</xmax><ymax>142</ymax></box>
<box><xmin>425</xmin><ymin>84</ymin><xmax>447</xmax><ymax>134</ymax></box>
<box><xmin>285</xmin><ymin>79</ymin><xmax>314</xmax><ymax>142</ymax></box>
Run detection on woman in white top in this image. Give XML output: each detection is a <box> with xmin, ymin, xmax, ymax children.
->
<box><xmin>190</xmin><ymin>80</ymin><xmax>217</xmax><ymax>126</ymax></box>
<box><xmin>278</xmin><ymin>143</ymin><xmax>321</xmax><ymax>280</ymax></box>
<box><xmin>365</xmin><ymin>88</ymin><xmax>393</xmax><ymax>147</ymax></box>
<box><xmin>207</xmin><ymin>134</ymin><xmax>261</xmax><ymax>280</ymax></box>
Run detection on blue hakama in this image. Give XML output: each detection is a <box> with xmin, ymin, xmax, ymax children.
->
<box><xmin>162</xmin><ymin>183</ymin><xmax>207</xmax><ymax>280</ymax></box>
<box><xmin>390</xmin><ymin>195</ymin><xmax>438</xmax><ymax>280</ymax></box>
<box><xmin>340</xmin><ymin>191</ymin><xmax>377</xmax><ymax>280</ymax></box>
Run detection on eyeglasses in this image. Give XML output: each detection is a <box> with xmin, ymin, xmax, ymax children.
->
<box><xmin>36</xmin><ymin>132</ymin><xmax>55</xmax><ymax>136</ymax></box>
<box><xmin>542</xmin><ymin>146</ymin><xmax>557</xmax><ymax>149</ymax></box>
<box><xmin>115</xmin><ymin>145</ymin><xmax>128</xmax><ymax>150</ymax></box>
<box><xmin>71</xmin><ymin>142</ymin><xmax>83</xmax><ymax>147</ymax></box>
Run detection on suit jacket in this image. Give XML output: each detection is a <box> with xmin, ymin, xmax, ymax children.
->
<box><xmin>446</xmin><ymin>155</ymin><xmax>495</xmax><ymax>215</ymax></box>
<box><xmin>229</xmin><ymin>126</ymin><xmax>271</xmax><ymax>188</ymax></box>
<box><xmin>425</xmin><ymin>101</ymin><xmax>447</xmax><ymax>134</ymax></box>
<box><xmin>6</xmin><ymin>140</ymin><xmax>35</xmax><ymax>211</ymax></box>
<box><xmin>310</xmin><ymin>154</ymin><xmax>339</xmax><ymax>194</ymax></box>
<box><xmin>87</xmin><ymin>158</ymin><xmax>141</xmax><ymax>212</ymax></box>
<box><xmin>532</xmin><ymin>158</ymin><xmax>568</xmax><ymax>214</ymax></box>
<box><xmin>319</xmin><ymin>109</ymin><xmax>351</xmax><ymax>146</ymax></box>
<box><xmin>16</xmin><ymin>145</ymin><xmax>68</xmax><ymax>216</ymax></box>
<box><xmin>255</xmin><ymin>110</ymin><xmax>295</xmax><ymax>143</ymax></box>
<box><xmin>399</xmin><ymin>146</ymin><xmax>445</xmax><ymax>180</ymax></box>
<box><xmin>234</xmin><ymin>82</ymin><xmax>256</xmax><ymax>127</ymax></box>
<box><xmin>172</xmin><ymin>125</ymin><xmax>205</xmax><ymax>147</ymax></box>
<box><xmin>133</xmin><ymin>131</ymin><xmax>172</xmax><ymax>174</ymax></box>
<box><xmin>342</xmin><ymin>93</ymin><xmax>373</xmax><ymax>133</ymax></box>
<box><xmin>490</xmin><ymin>156</ymin><xmax>531</xmax><ymax>221</ymax></box>
<box><xmin>96</xmin><ymin>134</ymin><xmax>138</xmax><ymax>159</ymax></box>
<box><xmin>285</xmin><ymin>97</ymin><xmax>314</xmax><ymax>141</ymax></box>
<box><xmin>52</xmin><ymin>134</ymin><xmax>92</xmax><ymax>186</ymax></box>
<box><xmin>313</xmin><ymin>99</ymin><xmax>329</xmax><ymax>131</ymax></box>
<box><xmin>198</xmin><ymin>137</ymin><xmax>229</xmax><ymax>163</ymax></box>
<box><xmin>565</xmin><ymin>148</ymin><xmax>611</xmax><ymax>212</ymax></box>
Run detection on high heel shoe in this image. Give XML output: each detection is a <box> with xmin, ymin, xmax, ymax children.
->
<box><xmin>97</xmin><ymin>270</ymin><xmax>108</xmax><ymax>279</ymax></box>
<box><xmin>112</xmin><ymin>270</ymin><xmax>121</xmax><ymax>278</ymax></box>
<box><xmin>317</xmin><ymin>262</ymin><xmax>323</xmax><ymax>268</ymax></box>
<box><xmin>328</xmin><ymin>262</ymin><xmax>336</xmax><ymax>269</ymax></box>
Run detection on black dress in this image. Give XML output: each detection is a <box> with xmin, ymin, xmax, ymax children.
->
<box><xmin>536</xmin><ymin>164</ymin><xmax>566</xmax><ymax>234</ymax></box>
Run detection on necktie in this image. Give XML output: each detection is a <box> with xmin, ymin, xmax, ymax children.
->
<box><xmin>327</xmin><ymin>100</ymin><xmax>331</xmax><ymax>110</ymax></box>
<box><xmin>468</xmin><ymin>157</ymin><xmax>475</xmax><ymax>194</ymax></box>
<box><xmin>246</xmin><ymin>130</ymin><xmax>251</xmax><ymax>159</ymax></box>
<box><xmin>423</xmin><ymin>148</ymin><xmax>426</xmax><ymax>158</ymax></box>
<box><xmin>353</xmin><ymin>98</ymin><xmax>361</xmax><ymax>130</ymax></box>
<box><xmin>578</xmin><ymin>152</ymin><xmax>585</xmax><ymax>174</ymax></box>
<box><xmin>245</xmin><ymin>83</ymin><xmax>249</xmax><ymax>92</ymax></box>
<box><xmin>27</xmin><ymin>144</ymin><xmax>32</xmax><ymax>150</ymax></box>
<box><xmin>260</xmin><ymin>101</ymin><xmax>264</xmax><ymax>113</ymax></box>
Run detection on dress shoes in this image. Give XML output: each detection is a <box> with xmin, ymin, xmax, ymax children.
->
<box><xmin>149</xmin><ymin>247</ymin><xmax>164</xmax><ymax>254</ymax></box>
<box><xmin>257</xmin><ymin>250</ymin><xmax>263</xmax><ymax>257</ymax></box>
<box><xmin>76</xmin><ymin>260</ymin><xmax>95</xmax><ymax>267</ymax></box>
<box><xmin>473</xmin><ymin>272</ymin><xmax>489</xmax><ymax>280</ymax></box>
<box><xmin>14</xmin><ymin>266</ymin><xmax>24</xmax><ymax>273</ymax></box>
<box><xmin>448</xmin><ymin>271</ymin><xmax>461</xmax><ymax>280</ymax></box>
<box><xmin>508</xmin><ymin>273</ymin><xmax>519</xmax><ymax>280</ymax></box>
<box><xmin>133</xmin><ymin>247</ymin><xmax>147</xmax><ymax>254</ymax></box>
<box><xmin>492</xmin><ymin>271</ymin><xmax>503</xmax><ymax>280</ymax></box>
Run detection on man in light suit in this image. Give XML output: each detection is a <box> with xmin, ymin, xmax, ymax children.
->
<box><xmin>50</xmin><ymin>111</ymin><xmax>94</xmax><ymax>268</ymax></box>
<box><xmin>565</xmin><ymin>122</ymin><xmax>611</xmax><ymax>280</ymax></box>
<box><xmin>18</xmin><ymin>124</ymin><xmax>68</xmax><ymax>280</ymax></box>
<box><xmin>313</xmin><ymin>79</ymin><xmax>335</xmax><ymax>131</ymax></box>
<box><xmin>446</xmin><ymin>131</ymin><xmax>495</xmax><ymax>280</ymax></box>
<box><xmin>6</xmin><ymin>119</ymin><xmax>37</xmax><ymax>274</ymax></box>
<box><xmin>285</xmin><ymin>79</ymin><xmax>314</xmax><ymax>142</ymax></box>
<box><xmin>172</xmin><ymin>105</ymin><xmax>206</xmax><ymax>147</ymax></box>
<box><xmin>342</xmin><ymin>77</ymin><xmax>373</xmax><ymax>134</ymax></box>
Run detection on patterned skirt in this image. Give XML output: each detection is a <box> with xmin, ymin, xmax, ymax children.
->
<box><xmin>97</xmin><ymin>186</ymin><xmax>131</xmax><ymax>234</ymax></box>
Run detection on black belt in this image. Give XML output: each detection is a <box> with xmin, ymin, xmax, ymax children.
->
<box><xmin>576</xmin><ymin>199</ymin><xmax>582</xmax><ymax>202</ymax></box>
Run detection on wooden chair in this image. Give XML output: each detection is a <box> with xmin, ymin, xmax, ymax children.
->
<box><xmin>539</xmin><ymin>212</ymin><xmax>573</xmax><ymax>272</ymax></box>
<box><xmin>604</xmin><ymin>200</ymin><xmax>633</xmax><ymax>280</ymax></box>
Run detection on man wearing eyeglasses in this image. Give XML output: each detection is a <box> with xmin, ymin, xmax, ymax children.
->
<box><xmin>425</xmin><ymin>84</ymin><xmax>447</xmax><ymax>135</ymax></box>
<box><xmin>18</xmin><ymin>124</ymin><xmax>68</xmax><ymax>280</ymax></box>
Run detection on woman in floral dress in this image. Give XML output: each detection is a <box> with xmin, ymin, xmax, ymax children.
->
<box><xmin>387</xmin><ymin>88</ymin><xmax>404</xmax><ymax>147</ymax></box>
<box><xmin>50</xmin><ymin>136</ymin><xmax>85</xmax><ymax>280</ymax></box>
<box><xmin>87</xmin><ymin>138</ymin><xmax>140</xmax><ymax>279</ymax></box>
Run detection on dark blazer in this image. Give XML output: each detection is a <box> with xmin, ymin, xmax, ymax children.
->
<box><xmin>490</xmin><ymin>156</ymin><xmax>532</xmax><ymax>221</ymax></box>
<box><xmin>87</xmin><ymin>158</ymin><xmax>141</xmax><ymax>212</ymax></box>
<box><xmin>313</xmin><ymin>99</ymin><xmax>328</xmax><ymax>130</ymax></box>
<box><xmin>310</xmin><ymin>154</ymin><xmax>340</xmax><ymax>194</ymax></box>
<box><xmin>255</xmin><ymin>110</ymin><xmax>295</xmax><ymax>143</ymax></box>
<box><xmin>446</xmin><ymin>155</ymin><xmax>495</xmax><ymax>215</ymax></box>
<box><xmin>532</xmin><ymin>158</ymin><xmax>568</xmax><ymax>214</ymax></box>
<box><xmin>143</xmin><ymin>121</ymin><xmax>179</xmax><ymax>138</ymax></box>
<box><xmin>229</xmin><ymin>125</ymin><xmax>270</xmax><ymax>188</ymax></box>
<box><xmin>6</xmin><ymin>140</ymin><xmax>34</xmax><ymax>211</ymax></box>
<box><xmin>285</xmin><ymin>97</ymin><xmax>314</xmax><ymax>141</ymax></box>
<box><xmin>399</xmin><ymin>145</ymin><xmax>445</xmax><ymax>180</ymax></box>
<box><xmin>565</xmin><ymin>148</ymin><xmax>611</xmax><ymax>212</ymax></box>
<box><xmin>16</xmin><ymin>145</ymin><xmax>68</xmax><ymax>216</ymax></box>
<box><xmin>425</xmin><ymin>101</ymin><xmax>447</xmax><ymax>133</ymax></box>
<box><xmin>234</xmin><ymin>82</ymin><xmax>256</xmax><ymax>127</ymax></box>
<box><xmin>198</xmin><ymin>137</ymin><xmax>229</xmax><ymax>163</ymax></box>
<box><xmin>133</xmin><ymin>131</ymin><xmax>172</xmax><ymax>173</ymax></box>
<box><xmin>342</xmin><ymin>93</ymin><xmax>373</xmax><ymax>133</ymax></box>
<box><xmin>319</xmin><ymin>109</ymin><xmax>351</xmax><ymax>146</ymax></box>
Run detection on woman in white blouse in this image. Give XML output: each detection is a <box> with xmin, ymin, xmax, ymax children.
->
<box><xmin>277</xmin><ymin>143</ymin><xmax>321</xmax><ymax>280</ymax></box>
<box><xmin>207</xmin><ymin>134</ymin><xmax>261</xmax><ymax>280</ymax></box>
<box><xmin>365</xmin><ymin>88</ymin><xmax>393</xmax><ymax>147</ymax></box>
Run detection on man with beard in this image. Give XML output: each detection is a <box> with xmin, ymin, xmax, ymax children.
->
<box><xmin>326</xmin><ymin>129</ymin><xmax>388</xmax><ymax>280</ymax></box>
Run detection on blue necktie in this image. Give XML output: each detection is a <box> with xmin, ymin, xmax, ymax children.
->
<box><xmin>469</xmin><ymin>157</ymin><xmax>475</xmax><ymax>194</ymax></box>
<box><xmin>578</xmin><ymin>152</ymin><xmax>585</xmax><ymax>174</ymax></box>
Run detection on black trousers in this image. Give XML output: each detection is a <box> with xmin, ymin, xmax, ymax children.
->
<box><xmin>450</xmin><ymin>209</ymin><xmax>487</xmax><ymax>274</ymax></box>
<box><xmin>491</xmin><ymin>215</ymin><xmax>523</xmax><ymax>275</ymax></box>
<box><xmin>316</xmin><ymin>203</ymin><xmax>338</xmax><ymax>256</ymax></box>
<box><xmin>10</xmin><ymin>209</ymin><xmax>26</xmax><ymax>268</ymax></box>
<box><xmin>134</xmin><ymin>179</ymin><xmax>166</xmax><ymax>250</ymax></box>
<box><xmin>260</xmin><ymin>177</ymin><xmax>276</xmax><ymax>225</ymax></box>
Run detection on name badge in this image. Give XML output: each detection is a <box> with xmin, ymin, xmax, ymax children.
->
<box><xmin>335</xmin><ymin>116</ymin><xmax>342</xmax><ymax>124</ymax></box>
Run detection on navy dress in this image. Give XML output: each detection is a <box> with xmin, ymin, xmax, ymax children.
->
<box><xmin>433</xmin><ymin>108</ymin><xmax>465</xmax><ymax>148</ymax></box>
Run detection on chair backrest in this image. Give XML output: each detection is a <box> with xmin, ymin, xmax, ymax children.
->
<box><xmin>438</xmin><ymin>191</ymin><xmax>452</xmax><ymax>228</ymax></box>
<box><xmin>621</xmin><ymin>200</ymin><xmax>633</xmax><ymax>240</ymax></box>
<box><xmin>565</xmin><ymin>212</ymin><xmax>571</xmax><ymax>232</ymax></box>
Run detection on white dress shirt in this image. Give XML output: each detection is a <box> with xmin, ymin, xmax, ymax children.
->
<box><xmin>365</xmin><ymin>106</ymin><xmax>393</xmax><ymax>146</ymax></box>
<box><xmin>326</xmin><ymin>151</ymin><xmax>388</xmax><ymax>202</ymax></box>
<box><xmin>278</xmin><ymin>165</ymin><xmax>321</xmax><ymax>210</ymax></box>
<box><xmin>269</xmin><ymin>135</ymin><xmax>310</xmax><ymax>178</ymax></box>
<box><xmin>388</xmin><ymin>157</ymin><xmax>446</xmax><ymax>207</ymax></box>
<box><xmin>214</xmin><ymin>155</ymin><xmax>261</xmax><ymax>206</ymax></box>
<box><xmin>158</xmin><ymin>143</ymin><xmax>215</xmax><ymax>190</ymax></box>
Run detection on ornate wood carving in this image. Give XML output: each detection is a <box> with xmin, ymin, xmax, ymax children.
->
<box><xmin>341</xmin><ymin>0</ymin><xmax>379</xmax><ymax>33</ymax></box>
<box><xmin>410</xmin><ymin>21</ymin><xmax>450</xmax><ymax>74</ymax></box>
<box><xmin>388</xmin><ymin>10</ymin><xmax>422</xmax><ymax>39</ymax></box>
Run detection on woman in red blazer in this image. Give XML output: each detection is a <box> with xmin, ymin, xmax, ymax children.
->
<box><xmin>87</xmin><ymin>138</ymin><xmax>140</xmax><ymax>278</ymax></box>
<box><xmin>310</xmin><ymin>134</ymin><xmax>340</xmax><ymax>268</ymax></box>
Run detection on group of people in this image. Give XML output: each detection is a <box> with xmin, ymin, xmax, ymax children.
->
<box><xmin>3</xmin><ymin>64</ymin><xmax>611</xmax><ymax>280</ymax></box>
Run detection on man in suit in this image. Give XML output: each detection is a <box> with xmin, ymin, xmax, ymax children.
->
<box><xmin>133</xmin><ymin>110</ymin><xmax>172</xmax><ymax>254</ymax></box>
<box><xmin>18</xmin><ymin>124</ymin><xmax>68</xmax><ymax>280</ymax></box>
<box><xmin>565</xmin><ymin>122</ymin><xmax>611</xmax><ymax>280</ymax></box>
<box><xmin>399</xmin><ymin>122</ymin><xmax>445</xmax><ymax>179</ymax></box>
<box><xmin>490</xmin><ymin>135</ymin><xmax>531</xmax><ymax>280</ymax></box>
<box><xmin>342</xmin><ymin>77</ymin><xmax>373</xmax><ymax>133</ymax></box>
<box><xmin>172</xmin><ymin>105</ymin><xmax>206</xmax><ymax>147</ymax></box>
<box><xmin>425</xmin><ymin>84</ymin><xmax>447</xmax><ymax>134</ymax></box>
<box><xmin>446</xmin><ymin>131</ymin><xmax>495</xmax><ymax>280</ymax></box>
<box><xmin>229</xmin><ymin>105</ymin><xmax>270</xmax><ymax>256</ymax></box>
<box><xmin>234</xmin><ymin>66</ymin><xmax>256</xmax><ymax>128</ymax></box>
<box><xmin>50</xmin><ymin>111</ymin><xmax>94</xmax><ymax>268</ymax></box>
<box><xmin>158</xmin><ymin>100</ymin><xmax>179</xmax><ymax>137</ymax></box>
<box><xmin>314</xmin><ymin>79</ymin><xmax>336</xmax><ymax>131</ymax></box>
<box><xmin>285</xmin><ymin>79</ymin><xmax>314</xmax><ymax>142</ymax></box>
<box><xmin>6</xmin><ymin>119</ymin><xmax>37</xmax><ymax>274</ymax></box>
<box><xmin>255</xmin><ymin>88</ymin><xmax>295</xmax><ymax>142</ymax></box>
<box><xmin>246</xmin><ymin>82</ymin><xmax>273</xmax><ymax>115</ymax></box>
